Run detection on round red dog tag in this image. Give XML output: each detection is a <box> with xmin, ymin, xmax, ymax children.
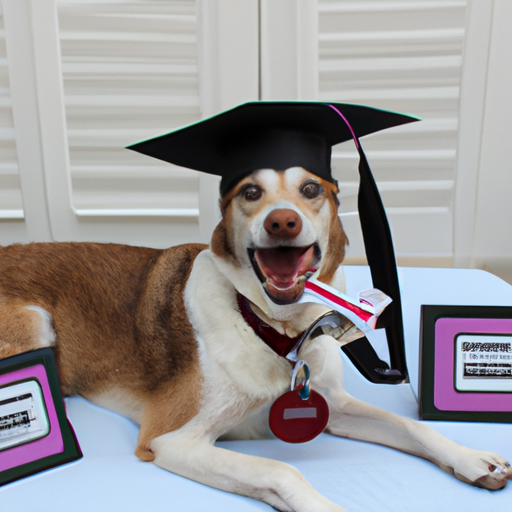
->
<box><xmin>269</xmin><ymin>387</ymin><xmax>329</xmax><ymax>443</ymax></box>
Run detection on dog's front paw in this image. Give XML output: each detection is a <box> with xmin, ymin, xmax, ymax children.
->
<box><xmin>454</xmin><ymin>449</ymin><xmax>512</xmax><ymax>490</ymax></box>
<box><xmin>474</xmin><ymin>457</ymin><xmax>512</xmax><ymax>490</ymax></box>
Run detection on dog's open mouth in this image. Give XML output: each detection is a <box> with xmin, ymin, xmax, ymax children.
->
<box><xmin>248</xmin><ymin>244</ymin><xmax>320</xmax><ymax>305</ymax></box>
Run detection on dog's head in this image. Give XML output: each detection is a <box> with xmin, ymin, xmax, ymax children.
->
<box><xmin>211</xmin><ymin>167</ymin><xmax>347</xmax><ymax>317</ymax></box>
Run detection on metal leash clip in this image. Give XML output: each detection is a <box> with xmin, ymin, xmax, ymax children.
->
<box><xmin>286</xmin><ymin>310</ymin><xmax>363</xmax><ymax>363</ymax></box>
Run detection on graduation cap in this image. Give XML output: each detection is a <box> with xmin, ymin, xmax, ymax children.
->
<box><xmin>128</xmin><ymin>102</ymin><xmax>419</xmax><ymax>384</ymax></box>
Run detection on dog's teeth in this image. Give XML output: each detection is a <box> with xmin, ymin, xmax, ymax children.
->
<box><xmin>272</xmin><ymin>282</ymin><xmax>295</xmax><ymax>291</ymax></box>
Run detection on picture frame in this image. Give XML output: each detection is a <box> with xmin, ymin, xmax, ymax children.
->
<box><xmin>0</xmin><ymin>348</ymin><xmax>82</xmax><ymax>486</ymax></box>
<box><xmin>419</xmin><ymin>305</ymin><xmax>512</xmax><ymax>422</ymax></box>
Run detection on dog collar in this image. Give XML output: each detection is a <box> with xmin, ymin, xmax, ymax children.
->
<box><xmin>236</xmin><ymin>293</ymin><xmax>331</xmax><ymax>443</ymax></box>
<box><xmin>236</xmin><ymin>293</ymin><xmax>304</xmax><ymax>359</ymax></box>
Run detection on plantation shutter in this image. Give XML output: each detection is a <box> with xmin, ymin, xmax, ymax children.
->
<box><xmin>318</xmin><ymin>0</ymin><xmax>467</xmax><ymax>265</ymax></box>
<box><xmin>54</xmin><ymin>0</ymin><xmax>202</xmax><ymax>246</ymax></box>
<box><xmin>1</xmin><ymin>0</ymin><xmax>470</xmax><ymax>260</ymax></box>
<box><xmin>58</xmin><ymin>0</ymin><xmax>201</xmax><ymax>216</ymax></box>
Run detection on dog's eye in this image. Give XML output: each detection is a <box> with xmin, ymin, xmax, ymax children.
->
<box><xmin>301</xmin><ymin>181</ymin><xmax>322</xmax><ymax>199</ymax></box>
<box><xmin>242</xmin><ymin>185</ymin><xmax>262</xmax><ymax>201</ymax></box>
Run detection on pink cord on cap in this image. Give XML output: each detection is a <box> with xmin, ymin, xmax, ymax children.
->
<box><xmin>326</xmin><ymin>103</ymin><xmax>360</xmax><ymax>149</ymax></box>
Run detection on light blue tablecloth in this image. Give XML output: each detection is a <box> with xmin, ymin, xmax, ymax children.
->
<box><xmin>1</xmin><ymin>267</ymin><xmax>511</xmax><ymax>512</ymax></box>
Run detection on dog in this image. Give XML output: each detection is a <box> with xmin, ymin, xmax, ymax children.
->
<box><xmin>0</xmin><ymin>165</ymin><xmax>510</xmax><ymax>512</ymax></box>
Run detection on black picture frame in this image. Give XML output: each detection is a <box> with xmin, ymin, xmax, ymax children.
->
<box><xmin>419</xmin><ymin>305</ymin><xmax>512</xmax><ymax>422</ymax></box>
<box><xmin>0</xmin><ymin>348</ymin><xmax>82</xmax><ymax>486</ymax></box>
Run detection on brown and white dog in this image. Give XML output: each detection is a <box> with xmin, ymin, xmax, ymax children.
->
<box><xmin>0</xmin><ymin>166</ymin><xmax>510</xmax><ymax>512</ymax></box>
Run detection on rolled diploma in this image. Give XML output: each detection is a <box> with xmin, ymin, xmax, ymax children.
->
<box><xmin>298</xmin><ymin>275</ymin><xmax>392</xmax><ymax>334</ymax></box>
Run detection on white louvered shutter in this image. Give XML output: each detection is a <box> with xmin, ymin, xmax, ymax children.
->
<box><xmin>2</xmin><ymin>0</ymin><xmax>470</xmax><ymax>262</ymax></box>
<box><xmin>318</xmin><ymin>0</ymin><xmax>467</xmax><ymax>265</ymax></box>
<box><xmin>54</xmin><ymin>0</ymin><xmax>201</xmax><ymax>247</ymax></box>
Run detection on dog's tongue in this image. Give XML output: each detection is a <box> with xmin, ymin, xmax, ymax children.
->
<box><xmin>255</xmin><ymin>246</ymin><xmax>315</xmax><ymax>288</ymax></box>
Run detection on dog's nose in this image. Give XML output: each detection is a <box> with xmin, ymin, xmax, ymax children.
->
<box><xmin>263</xmin><ymin>209</ymin><xmax>302</xmax><ymax>239</ymax></box>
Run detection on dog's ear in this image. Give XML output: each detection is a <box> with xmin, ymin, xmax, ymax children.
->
<box><xmin>317</xmin><ymin>200</ymin><xmax>348</xmax><ymax>284</ymax></box>
<box><xmin>210</xmin><ymin>208</ymin><xmax>239</xmax><ymax>267</ymax></box>
<box><xmin>331</xmin><ymin>191</ymin><xmax>340</xmax><ymax>209</ymax></box>
<box><xmin>211</xmin><ymin>184</ymin><xmax>245</xmax><ymax>266</ymax></box>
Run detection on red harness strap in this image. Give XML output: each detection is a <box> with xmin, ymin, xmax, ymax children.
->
<box><xmin>236</xmin><ymin>293</ymin><xmax>304</xmax><ymax>360</ymax></box>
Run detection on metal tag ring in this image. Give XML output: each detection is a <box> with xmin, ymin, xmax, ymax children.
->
<box><xmin>290</xmin><ymin>360</ymin><xmax>311</xmax><ymax>400</ymax></box>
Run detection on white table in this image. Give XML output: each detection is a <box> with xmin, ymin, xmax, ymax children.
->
<box><xmin>1</xmin><ymin>267</ymin><xmax>511</xmax><ymax>512</ymax></box>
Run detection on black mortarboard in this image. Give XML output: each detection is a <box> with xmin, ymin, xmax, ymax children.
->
<box><xmin>127</xmin><ymin>102</ymin><xmax>415</xmax><ymax>196</ymax></box>
<box><xmin>127</xmin><ymin>102</ymin><xmax>420</xmax><ymax>384</ymax></box>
